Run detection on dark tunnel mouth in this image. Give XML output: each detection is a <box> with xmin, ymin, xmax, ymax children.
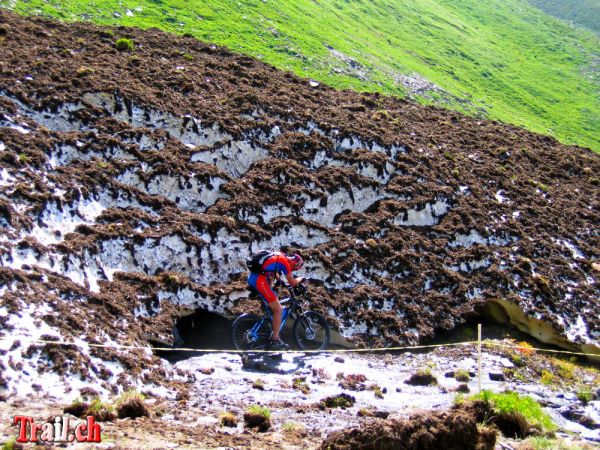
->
<box><xmin>173</xmin><ymin>309</ymin><xmax>234</xmax><ymax>351</ymax></box>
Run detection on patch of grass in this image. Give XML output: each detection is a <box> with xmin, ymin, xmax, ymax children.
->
<box><xmin>455</xmin><ymin>369</ymin><xmax>470</xmax><ymax>382</ymax></box>
<box><xmin>85</xmin><ymin>397</ymin><xmax>116</xmax><ymax>422</ymax></box>
<box><xmin>7</xmin><ymin>0</ymin><xmax>600</xmax><ymax>152</ymax></box>
<box><xmin>2</xmin><ymin>437</ymin><xmax>16</xmax><ymax>450</ymax></box>
<box><xmin>576</xmin><ymin>386</ymin><xmax>593</xmax><ymax>405</ymax></box>
<box><xmin>370</xmin><ymin>384</ymin><xmax>384</xmax><ymax>399</ymax></box>
<box><xmin>17</xmin><ymin>153</ymin><xmax>29</xmax><ymax>163</ymax></box>
<box><xmin>246</xmin><ymin>404</ymin><xmax>271</xmax><ymax>420</ymax></box>
<box><xmin>471</xmin><ymin>390</ymin><xmax>556</xmax><ymax>432</ymax></box>
<box><xmin>552</xmin><ymin>357</ymin><xmax>576</xmax><ymax>381</ymax></box>
<box><xmin>520</xmin><ymin>435</ymin><xmax>594</xmax><ymax>450</ymax></box>
<box><xmin>282</xmin><ymin>421</ymin><xmax>304</xmax><ymax>433</ymax></box>
<box><xmin>540</xmin><ymin>370</ymin><xmax>554</xmax><ymax>386</ymax></box>
<box><xmin>115</xmin><ymin>37</ymin><xmax>134</xmax><ymax>52</ymax></box>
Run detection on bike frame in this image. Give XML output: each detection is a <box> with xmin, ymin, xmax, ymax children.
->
<box><xmin>248</xmin><ymin>293</ymin><xmax>301</xmax><ymax>341</ymax></box>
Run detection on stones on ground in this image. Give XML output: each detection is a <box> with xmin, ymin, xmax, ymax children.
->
<box><xmin>456</xmin><ymin>383</ymin><xmax>470</xmax><ymax>393</ymax></box>
<box><xmin>489</xmin><ymin>371</ymin><xmax>506</xmax><ymax>382</ymax></box>
<box><xmin>199</xmin><ymin>367</ymin><xmax>215</xmax><ymax>375</ymax></box>
<box><xmin>334</xmin><ymin>357</ymin><xmax>345</xmax><ymax>364</ymax></box>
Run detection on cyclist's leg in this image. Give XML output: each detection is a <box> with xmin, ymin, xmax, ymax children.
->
<box><xmin>254</xmin><ymin>275</ymin><xmax>283</xmax><ymax>341</ymax></box>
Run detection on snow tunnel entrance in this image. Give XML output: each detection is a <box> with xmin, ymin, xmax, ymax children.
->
<box><xmin>173</xmin><ymin>309</ymin><xmax>233</xmax><ymax>351</ymax></box>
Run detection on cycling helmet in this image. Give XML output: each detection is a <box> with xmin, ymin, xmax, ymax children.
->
<box><xmin>290</xmin><ymin>253</ymin><xmax>304</xmax><ymax>270</ymax></box>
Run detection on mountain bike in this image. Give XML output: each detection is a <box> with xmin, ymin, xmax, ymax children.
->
<box><xmin>231</xmin><ymin>283</ymin><xmax>330</xmax><ymax>351</ymax></box>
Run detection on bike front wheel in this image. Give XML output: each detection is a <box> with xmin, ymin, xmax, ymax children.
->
<box><xmin>293</xmin><ymin>311</ymin><xmax>330</xmax><ymax>351</ymax></box>
<box><xmin>231</xmin><ymin>313</ymin><xmax>267</xmax><ymax>350</ymax></box>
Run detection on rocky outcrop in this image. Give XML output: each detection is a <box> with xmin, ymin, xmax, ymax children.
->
<box><xmin>0</xmin><ymin>11</ymin><xmax>598</xmax><ymax>398</ymax></box>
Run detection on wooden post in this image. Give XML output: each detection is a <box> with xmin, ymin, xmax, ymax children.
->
<box><xmin>478</xmin><ymin>323</ymin><xmax>482</xmax><ymax>393</ymax></box>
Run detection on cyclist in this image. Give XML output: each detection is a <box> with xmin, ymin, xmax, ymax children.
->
<box><xmin>247</xmin><ymin>251</ymin><xmax>304</xmax><ymax>350</ymax></box>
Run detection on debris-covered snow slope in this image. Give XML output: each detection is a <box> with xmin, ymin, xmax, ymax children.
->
<box><xmin>0</xmin><ymin>11</ymin><xmax>598</xmax><ymax>397</ymax></box>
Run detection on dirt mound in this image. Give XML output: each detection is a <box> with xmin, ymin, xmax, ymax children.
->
<box><xmin>320</xmin><ymin>405</ymin><xmax>497</xmax><ymax>450</ymax></box>
<box><xmin>0</xmin><ymin>10</ymin><xmax>598</xmax><ymax>399</ymax></box>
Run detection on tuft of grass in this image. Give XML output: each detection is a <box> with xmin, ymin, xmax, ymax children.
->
<box><xmin>320</xmin><ymin>393</ymin><xmax>356</xmax><ymax>409</ymax></box>
<box><xmin>252</xmin><ymin>378</ymin><xmax>265</xmax><ymax>390</ymax></box>
<box><xmin>85</xmin><ymin>397</ymin><xmax>116</xmax><ymax>422</ymax></box>
<box><xmin>219</xmin><ymin>411</ymin><xmax>237</xmax><ymax>427</ymax></box>
<box><xmin>115</xmin><ymin>390</ymin><xmax>148</xmax><ymax>419</ymax></box>
<box><xmin>576</xmin><ymin>386</ymin><xmax>593</xmax><ymax>405</ymax></box>
<box><xmin>540</xmin><ymin>370</ymin><xmax>554</xmax><ymax>386</ymax></box>
<box><xmin>455</xmin><ymin>369</ymin><xmax>470</xmax><ymax>382</ymax></box>
<box><xmin>282</xmin><ymin>421</ymin><xmax>304</xmax><ymax>433</ymax></box>
<box><xmin>370</xmin><ymin>384</ymin><xmax>384</xmax><ymax>399</ymax></box>
<box><xmin>246</xmin><ymin>405</ymin><xmax>271</xmax><ymax>419</ymax></box>
<box><xmin>471</xmin><ymin>390</ymin><xmax>556</xmax><ymax>432</ymax></box>
<box><xmin>552</xmin><ymin>357</ymin><xmax>576</xmax><ymax>381</ymax></box>
<box><xmin>2</xmin><ymin>437</ymin><xmax>16</xmax><ymax>450</ymax></box>
<box><xmin>115</xmin><ymin>37</ymin><xmax>134</xmax><ymax>52</ymax></box>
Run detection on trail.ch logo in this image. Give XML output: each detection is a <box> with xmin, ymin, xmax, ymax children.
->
<box><xmin>12</xmin><ymin>415</ymin><xmax>102</xmax><ymax>443</ymax></box>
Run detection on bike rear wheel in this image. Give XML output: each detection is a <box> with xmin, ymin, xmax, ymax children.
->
<box><xmin>293</xmin><ymin>311</ymin><xmax>330</xmax><ymax>351</ymax></box>
<box><xmin>231</xmin><ymin>314</ymin><xmax>269</xmax><ymax>350</ymax></box>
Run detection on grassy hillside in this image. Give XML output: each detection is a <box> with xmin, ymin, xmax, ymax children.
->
<box><xmin>527</xmin><ymin>0</ymin><xmax>600</xmax><ymax>34</ymax></box>
<box><xmin>2</xmin><ymin>0</ymin><xmax>599</xmax><ymax>152</ymax></box>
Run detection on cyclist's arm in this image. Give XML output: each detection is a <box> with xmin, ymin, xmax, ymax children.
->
<box><xmin>285</xmin><ymin>272</ymin><xmax>303</xmax><ymax>287</ymax></box>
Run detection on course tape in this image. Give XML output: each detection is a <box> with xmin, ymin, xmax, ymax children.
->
<box><xmin>0</xmin><ymin>336</ymin><xmax>477</xmax><ymax>354</ymax></box>
<box><xmin>0</xmin><ymin>336</ymin><xmax>597</xmax><ymax>357</ymax></box>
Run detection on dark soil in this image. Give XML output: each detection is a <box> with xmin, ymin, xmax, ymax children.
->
<box><xmin>320</xmin><ymin>403</ymin><xmax>497</xmax><ymax>450</ymax></box>
<box><xmin>243</xmin><ymin>411</ymin><xmax>271</xmax><ymax>432</ymax></box>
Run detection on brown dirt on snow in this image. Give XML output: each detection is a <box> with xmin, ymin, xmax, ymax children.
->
<box><xmin>320</xmin><ymin>402</ymin><xmax>497</xmax><ymax>450</ymax></box>
<box><xmin>0</xmin><ymin>9</ymin><xmax>598</xmax><ymax>397</ymax></box>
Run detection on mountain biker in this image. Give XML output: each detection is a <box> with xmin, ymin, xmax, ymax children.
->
<box><xmin>247</xmin><ymin>251</ymin><xmax>304</xmax><ymax>350</ymax></box>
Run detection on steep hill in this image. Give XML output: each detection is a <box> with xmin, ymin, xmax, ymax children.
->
<box><xmin>0</xmin><ymin>11</ymin><xmax>598</xmax><ymax>403</ymax></box>
<box><xmin>527</xmin><ymin>0</ymin><xmax>600</xmax><ymax>34</ymax></box>
<box><xmin>2</xmin><ymin>0</ymin><xmax>600</xmax><ymax>153</ymax></box>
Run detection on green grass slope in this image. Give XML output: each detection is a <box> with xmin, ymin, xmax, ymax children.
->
<box><xmin>2</xmin><ymin>0</ymin><xmax>599</xmax><ymax>152</ymax></box>
<box><xmin>526</xmin><ymin>0</ymin><xmax>600</xmax><ymax>34</ymax></box>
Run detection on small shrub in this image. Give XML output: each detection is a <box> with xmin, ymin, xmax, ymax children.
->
<box><xmin>577</xmin><ymin>387</ymin><xmax>592</xmax><ymax>405</ymax></box>
<box><xmin>320</xmin><ymin>393</ymin><xmax>356</xmax><ymax>409</ymax></box>
<box><xmin>292</xmin><ymin>377</ymin><xmax>310</xmax><ymax>395</ymax></box>
<box><xmin>219</xmin><ymin>411</ymin><xmax>237</xmax><ymax>427</ymax></box>
<box><xmin>182</xmin><ymin>53</ymin><xmax>194</xmax><ymax>61</ymax></box>
<box><xmin>115</xmin><ymin>37</ymin><xmax>134</xmax><ymax>52</ymax></box>
<box><xmin>339</xmin><ymin>373</ymin><xmax>368</xmax><ymax>391</ymax></box>
<box><xmin>17</xmin><ymin>153</ymin><xmax>29</xmax><ymax>164</ymax></box>
<box><xmin>455</xmin><ymin>369</ymin><xmax>470</xmax><ymax>382</ymax></box>
<box><xmin>510</xmin><ymin>352</ymin><xmax>525</xmax><ymax>367</ymax></box>
<box><xmin>252</xmin><ymin>378</ymin><xmax>265</xmax><ymax>390</ymax></box>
